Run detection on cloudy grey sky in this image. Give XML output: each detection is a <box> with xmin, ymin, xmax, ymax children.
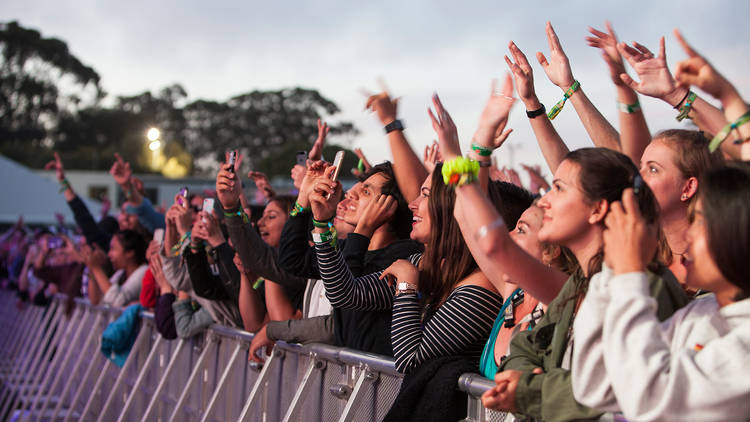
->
<box><xmin>6</xmin><ymin>0</ymin><xmax>750</xmax><ymax>180</ymax></box>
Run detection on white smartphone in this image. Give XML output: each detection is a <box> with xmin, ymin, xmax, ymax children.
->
<box><xmin>202</xmin><ymin>198</ymin><xmax>215</xmax><ymax>223</ymax></box>
<box><xmin>153</xmin><ymin>228</ymin><xmax>165</xmax><ymax>247</ymax></box>
<box><xmin>330</xmin><ymin>151</ymin><xmax>345</xmax><ymax>182</ymax></box>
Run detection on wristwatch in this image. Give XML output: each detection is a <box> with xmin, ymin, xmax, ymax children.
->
<box><xmin>384</xmin><ymin>119</ymin><xmax>405</xmax><ymax>134</ymax></box>
<box><xmin>395</xmin><ymin>281</ymin><xmax>418</xmax><ymax>295</ymax></box>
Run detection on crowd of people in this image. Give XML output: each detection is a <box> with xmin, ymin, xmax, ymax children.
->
<box><xmin>1</xmin><ymin>22</ymin><xmax>749</xmax><ymax>421</ymax></box>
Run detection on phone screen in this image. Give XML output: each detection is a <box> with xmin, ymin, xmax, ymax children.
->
<box><xmin>228</xmin><ymin>151</ymin><xmax>237</xmax><ymax>173</ymax></box>
<box><xmin>330</xmin><ymin>151</ymin><xmax>345</xmax><ymax>182</ymax></box>
<box><xmin>153</xmin><ymin>229</ymin><xmax>165</xmax><ymax>246</ymax></box>
<box><xmin>178</xmin><ymin>187</ymin><xmax>189</xmax><ymax>207</ymax></box>
<box><xmin>296</xmin><ymin>151</ymin><xmax>308</xmax><ymax>167</ymax></box>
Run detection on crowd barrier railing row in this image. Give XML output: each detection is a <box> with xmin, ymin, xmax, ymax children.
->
<box><xmin>0</xmin><ymin>292</ymin><xmax>501</xmax><ymax>422</ymax></box>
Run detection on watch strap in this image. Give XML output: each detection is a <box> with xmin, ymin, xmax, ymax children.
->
<box><xmin>384</xmin><ymin>119</ymin><xmax>405</xmax><ymax>134</ymax></box>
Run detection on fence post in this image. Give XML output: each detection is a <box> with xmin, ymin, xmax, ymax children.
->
<box><xmin>236</xmin><ymin>348</ymin><xmax>284</xmax><ymax>422</ymax></box>
<box><xmin>166</xmin><ymin>334</ymin><xmax>218</xmax><ymax>422</ymax></box>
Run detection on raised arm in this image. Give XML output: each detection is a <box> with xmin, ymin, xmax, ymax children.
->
<box><xmin>430</xmin><ymin>92</ymin><xmax>568</xmax><ymax>304</ymax></box>
<box><xmin>587</xmin><ymin>22</ymin><xmax>651</xmax><ymax>163</ymax></box>
<box><xmin>506</xmin><ymin>41</ymin><xmax>568</xmax><ymax>173</ymax></box>
<box><xmin>538</xmin><ymin>22</ymin><xmax>621</xmax><ymax>152</ymax></box>
<box><xmin>673</xmin><ymin>29</ymin><xmax>748</xmax><ymax>159</ymax></box>
<box><xmin>365</xmin><ymin>83</ymin><xmax>427</xmax><ymax>202</ymax></box>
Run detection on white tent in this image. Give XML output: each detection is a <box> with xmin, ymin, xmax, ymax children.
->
<box><xmin>0</xmin><ymin>154</ymin><xmax>102</xmax><ymax>226</ymax></box>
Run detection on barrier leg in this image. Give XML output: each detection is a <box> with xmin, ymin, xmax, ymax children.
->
<box><xmin>139</xmin><ymin>338</ymin><xmax>186</xmax><ymax>421</ymax></box>
<box><xmin>112</xmin><ymin>334</ymin><xmax>163</xmax><ymax>422</ymax></box>
<box><xmin>338</xmin><ymin>366</ymin><xmax>379</xmax><ymax>422</ymax></box>
<box><xmin>236</xmin><ymin>348</ymin><xmax>283</xmax><ymax>422</ymax></box>
<box><xmin>281</xmin><ymin>354</ymin><xmax>326</xmax><ymax>422</ymax></box>
<box><xmin>167</xmin><ymin>335</ymin><xmax>218</xmax><ymax>422</ymax></box>
<box><xmin>61</xmin><ymin>348</ymin><xmax>107</xmax><ymax>422</ymax></box>
<box><xmin>198</xmin><ymin>341</ymin><xmax>244</xmax><ymax>422</ymax></box>
<box><xmin>93</xmin><ymin>323</ymin><xmax>152</xmax><ymax>422</ymax></box>
<box><xmin>49</xmin><ymin>312</ymin><xmax>105</xmax><ymax>421</ymax></box>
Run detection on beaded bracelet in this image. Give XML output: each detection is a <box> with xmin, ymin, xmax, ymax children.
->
<box><xmin>676</xmin><ymin>91</ymin><xmax>697</xmax><ymax>122</ymax></box>
<box><xmin>223</xmin><ymin>208</ymin><xmax>249</xmax><ymax>224</ymax></box>
<box><xmin>170</xmin><ymin>231</ymin><xmax>191</xmax><ymax>256</ymax></box>
<box><xmin>441</xmin><ymin>157</ymin><xmax>480</xmax><ymax>187</ymax></box>
<box><xmin>548</xmin><ymin>80</ymin><xmax>580</xmax><ymax>120</ymax></box>
<box><xmin>709</xmin><ymin>109</ymin><xmax>750</xmax><ymax>152</ymax></box>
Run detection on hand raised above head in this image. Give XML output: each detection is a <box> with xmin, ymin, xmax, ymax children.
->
<box><xmin>428</xmin><ymin>93</ymin><xmax>461</xmax><ymax>160</ymax></box>
<box><xmin>475</xmin><ymin>73</ymin><xmax>516</xmax><ymax>148</ymax></box>
<box><xmin>308</xmin><ymin>166</ymin><xmax>341</xmax><ymax>222</ymax></box>
<box><xmin>109</xmin><ymin>153</ymin><xmax>133</xmax><ymax>186</ymax></box>
<box><xmin>363</xmin><ymin>78</ymin><xmax>399</xmax><ymax>125</ymax></box>
<box><xmin>536</xmin><ymin>22</ymin><xmax>575</xmax><ymax>90</ymax></box>
<box><xmin>617</xmin><ymin>37</ymin><xmax>686</xmax><ymax>105</ymax></box>
<box><xmin>216</xmin><ymin>150</ymin><xmax>244</xmax><ymax>210</ymax></box>
<box><xmin>672</xmin><ymin>29</ymin><xmax>735</xmax><ymax>102</ymax></box>
<box><xmin>505</xmin><ymin>41</ymin><xmax>541</xmax><ymax>109</ymax></box>
<box><xmin>308</xmin><ymin>119</ymin><xmax>329</xmax><ymax>161</ymax></box>
<box><xmin>44</xmin><ymin>151</ymin><xmax>66</xmax><ymax>182</ymax></box>
<box><xmin>422</xmin><ymin>141</ymin><xmax>442</xmax><ymax>174</ymax></box>
<box><xmin>586</xmin><ymin>21</ymin><xmax>627</xmax><ymax>87</ymax></box>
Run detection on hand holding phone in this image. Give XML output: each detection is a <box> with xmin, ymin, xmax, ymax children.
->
<box><xmin>327</xmin><ymin>151</ymin><xmax>345</xmax><ymax>199</ymax></box>
<box><xmin>202</xmin><ymin>198</ymin><xmax>215</xmax><ymax>223</ymax></box>
<box><xmin>177</xmin><ymin>187</ymin><xmax>189</xmax><ymax>208</ymax></box>
<box><xmin>227</xmin><ymin>151</ymin><xmax>237</xmax><ymax>174</ymax></box>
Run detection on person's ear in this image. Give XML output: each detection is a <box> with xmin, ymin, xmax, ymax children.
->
<box><xmin>588</xmin><ymin>199</ymin><xmax>609</xmax><ymax>225</ymax></box>
<box><xmin>681</xmin><ymin>177</ymin><xmax>698</xmax><ymax>202</ymax></box>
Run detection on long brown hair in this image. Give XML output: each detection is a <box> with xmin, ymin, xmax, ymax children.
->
<box><xmin>418</xmin><ymin>164</ymin><xmax>478</xmax><ymax>306</ymax></box>
<box><xmin>563</xmin><ymin>148</ymin><xmax>665</xmax><ymax>301</ymax></box>
<box><xmin>418</xmin><ymin>165</ymin><xmax>534</xmax><ymax>306</ymax></box>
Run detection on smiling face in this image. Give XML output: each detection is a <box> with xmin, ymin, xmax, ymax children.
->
<box><xmin>640</xmin><ymin>138</ymin><xmax>688</xmax><ymax>217</ymax></box>
<box><xmin>257</xmin><ymin>200</ymin><xmax>288</xmax><ymax>248</ymax></box>
<box><xmin>343</xmin><ymin>173</ymin><xmax>388</xmax><ymax>226</ymax></box>
<box><xmin>334</xmin><ymin>183</ymin><xmax>359</xmax><ymax>236</ymax></box>
<box><xmin>108</xmin><ymin>236</ymin><xmax>130</xmax><ymax>271</ymax></box>
<box><xmin>537</xmin><ymin>159</ymin><xmax>597</xmax><ymax>247</ymax></box>
<box><xmin>408</xmin><ymin>174</ymin><xmax>432</xmax><ymax>244</ymax></box>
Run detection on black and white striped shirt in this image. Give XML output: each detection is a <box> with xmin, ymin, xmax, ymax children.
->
<box><xmin>315</xmin><ymin>242</ymin><xmax>502</xmax><ymax>373</ymax></box>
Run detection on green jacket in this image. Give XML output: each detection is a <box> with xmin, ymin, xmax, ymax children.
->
<box><xmin>499</xmin><ymin>269</ymin><xmax>688</xmax><ymax>422</ymax></box>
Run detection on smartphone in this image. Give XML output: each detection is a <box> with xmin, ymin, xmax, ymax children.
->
<box><xmin>178</xmin><ymin>186</ymin><xmax>189</xmax><ymax>208</ymax></box>
<box><xmin>228</xmin><ymin>150</ymin><xmax>237</xmax><ymax>173</ymax></box>
<box><xmin>202</xmin><ymin>198</ymin><xmax>215</xmax><ymax>223</ymax></box>
<box><xmin>330</xmin><ymin>151</ymin><xmax>345</xmax><ymax>183</ymax></box>
<box><xmin>633</xmin><ymin>174</ymin><xmax>644</xmax><ymax>197</ymax></box>
<box><xmin>47</xmin><ymin>237</ymin><xmax>64</xmax><ymax>249</ymax></box>
<box><xmin>296</xmin><ymin>151</ymin><xmax>308</xmax><ymax>167</ymax></box>
<box><xmin>153</xmin><ymin>228</ymin><xmax>165</xmax><ymax>247</ymax></box>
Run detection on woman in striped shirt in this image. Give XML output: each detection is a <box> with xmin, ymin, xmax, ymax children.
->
<box><xmin>310</xmin><ymin>163</ymin><xmax>506</xmax><ymax>374</ymax></box>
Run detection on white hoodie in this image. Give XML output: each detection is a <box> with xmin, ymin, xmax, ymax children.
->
<box><xmin>572</xmin><ymin>266</ymin><xmax>750</xmax><ymax>422</ymax></box>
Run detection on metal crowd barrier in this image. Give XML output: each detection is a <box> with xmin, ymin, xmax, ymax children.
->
<box><xmin>0</xmin><ymin>291</ymin><xmax>501</xmax><ymax>422</ymax></box>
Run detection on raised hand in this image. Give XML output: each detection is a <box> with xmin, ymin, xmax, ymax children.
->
<box><xmin>351</xmin><ymin>147</ymin><xmax>373</xmax><ymax>178</ymax></box>
<box><xmin>617</xmin><ymin>37</ymin><xmax>685</xmax><ymax>106</ymax></box>
<box><xmin>44</xmin><ymin>152</ymin><xmax>66</xmax><ymax>182</ymax></box>
<box><xmin>673</xmin><ymin>29</ymin><xmax>735</xmax><ymax>101</ymax></box>
<box><xmin>505</xmin><ymin>41</ymin><xmax>543</xmax><ymax>110</ymax></box>
<box><xmin>475</xmin><ymin>74</ymin><xmax>516</xmax><ymax>148</ymax></box>
<box><xmin>216</xmin><ymin>150</ymin><xmax>243</xmax><ymax>210</ymax></box>
<box><xmin>297</xmin><ymin>160</ymin><xmax>329</xmax><ymax>209</ymax></box>
<box><xmin>195</xmin><ymin>211</ymin><xmax>225</xmax><ymax>248</ymax></box>
<box><xmin>587</xmin><ymin>22</ymin><xmax>627</xmax><ymax>87</ymax></box>
<box><xmin>166</xmin><ymin>194</ymin><xmax>193</xmax><ymax>236</ymax></box>
<box><xmin>308</xmin><ymin>119</ymin><xmax>329</xmax><ymax>161</ymax></box>
<box><xmin>428</xmin><ymin>94</ymin><xmax>461</xmax><ymax>160</ymax></box>
<box><xmin>109</xmin><ymin>153</ymin><xmax>133</xmax><ymax>187</ymax></box>
<box><xmin>422</xmin><ymin>141</ymin><xmax>442</xmax><ymax>174</ymax></box>
<box><xmin>521</xmin><ymin>164</ymin><xmax>550</xmax><ymax>193</ymax></box>
<box><xmin>537</xmin><ymin>22</ymin><xmax>576</xmax><ymax>90</ymax></box>
<box><xmin>603</xmin><ymin>188</ymin><xmax>657</xmax><ymax>274</ymax></box>
<box><xmin>248</xmin><ymin>171</ymin><xmax>275</xmax><ymax>200</ymax></box>
<box><xmin>364</xmin><ymin>79</ymin><xmax>399</xmax><ymax>125</ymax></box>
<box><xmin>308</xmin><ymin>166</ymin><xmax>341</xmax><ymax>222</ymax></box>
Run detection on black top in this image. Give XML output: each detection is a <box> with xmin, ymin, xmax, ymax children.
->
<box><xmin>68</xmin><ymin>195</ymin><xmax>111</xmax><ymax>251</ymax></box>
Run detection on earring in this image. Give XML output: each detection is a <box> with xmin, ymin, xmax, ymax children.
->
<box><xmin>681</xmin><ymin>194</ymin><xmax>688</xmax><ymax>200</ymax></box>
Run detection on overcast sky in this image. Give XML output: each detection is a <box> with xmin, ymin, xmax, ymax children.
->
<box><xmin>6</xmin><ymin>0</ymin><xmax>750</xmax><ymax>181</ymax></box>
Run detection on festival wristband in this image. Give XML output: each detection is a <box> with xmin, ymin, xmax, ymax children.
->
<box><xmin>676</xmin><ymin>91</ymin><xmax>697</xmax><ymax>122</ymax></box>
<box><xmin>547</xmin><ymin>80</ymin><xmax>580</xmax><ymax>120</ymax></box>
<box><xmin>709</xmin><ymin>109</ymin><xmax>750</xmax><ymax>152</ymax></box>
<box><xmin>526</xmin><ymin>104</ymin><xmax>546</xmax><ymax>119</ymax></box>
<box><xmin>223</xmin><ymin>207</ymin><xmax>249</xmax><ymax>224</ymax></box>
<box><xmin>289</xmin><ymin>201</ymin><xmax>310</xmax><ymax>217</ymax></box>
<box><xmin>312</xmin><ymin>218</ymin><xmax>333</xmax><ymax>229</ymax></box>
<box><xmin>616</xmin><ymin>99</ymin><xmax>641</xmax><ymax>114</ymax></box>
<box><xmin>312</xmin><ymin>227</ymin><xmax>338</xmax><ymax>249</ymax></box>
<box><xmin>59</xmin><ymin>178</ymin><xmax>71</xmax><ymax>193</ymax></box>
<box><xmin>470</xmin><ymin>142</ymin><xmax>493</xmax><ymax>157</ymax></box>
